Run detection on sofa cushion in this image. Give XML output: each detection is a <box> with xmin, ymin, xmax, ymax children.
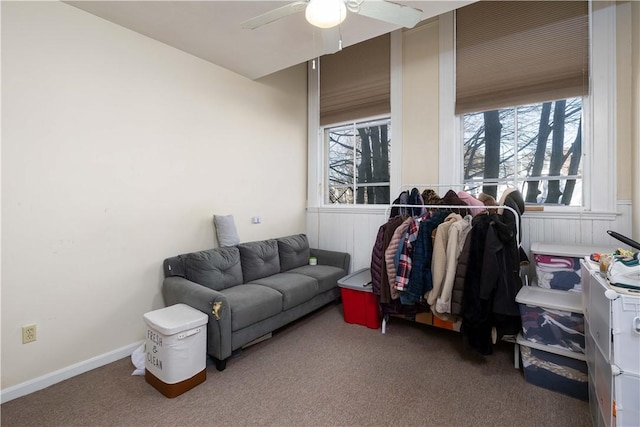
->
<box><xmin>238</xmin><ymin>240</ymin><xmax>280</xmax><ymax>282</ymax></box>
<box><xmin>287</xmin><ymin>265</ymin><xmax>346</xmax><ymax>293</ymax></box>
<box><xmin>220</xmin><ymin>284</ymin><xmax>283</xmax><ymax>331</ymax></box>
<box><xmin>249</xmin><ymin>273</ymin><xmax>318</xmax><ymax>310</ymax></box>
<box><xmin>184</xmin><ymin>247</ymin><xmax>243</xmax><ymax>291</ymax></box>
<box><xmin>277</xmin><ymin>234</ymin><xmax>310</xmax><ymax>272</ymax></box>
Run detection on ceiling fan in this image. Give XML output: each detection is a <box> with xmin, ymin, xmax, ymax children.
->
<box><xmin>241</xmin><ymin>0</ymin><xmax>423</xmax><ymax>31</ymax></box>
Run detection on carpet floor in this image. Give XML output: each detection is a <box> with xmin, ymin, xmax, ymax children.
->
<box><xmin>1</xmin><ymin>302</ymin><xmax>591</xmax><ymax>426</ymax></box>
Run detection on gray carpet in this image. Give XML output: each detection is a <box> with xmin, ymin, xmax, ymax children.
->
<box><xmin>2</xmin><ymin>302</ymin><xmax>591</xmax><ymax>426</ymax></box>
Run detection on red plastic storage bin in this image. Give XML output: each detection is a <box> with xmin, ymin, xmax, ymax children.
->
<box><xmin>338</xmin><ymin>268</ymin><xmax>380</xmax><ymax>329</ymax></box>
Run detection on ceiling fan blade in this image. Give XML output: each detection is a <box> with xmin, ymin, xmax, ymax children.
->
<box><xmin>357</xmin><ymin>0</ymin><xmax>422</xmax><ymax>28</ymax></box>
<box><xmin>241</xmin><ymin>1</ymin><xmax>308</xmax><ymax>30</ymax></box>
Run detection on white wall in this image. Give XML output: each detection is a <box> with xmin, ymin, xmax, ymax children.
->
<box><xmin>1</xmin><ymin>1</ymin><xmax>308</xmax><ymax>395</ymax></box>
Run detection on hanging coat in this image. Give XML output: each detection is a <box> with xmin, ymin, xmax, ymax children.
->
<box><xmin>403</xmin><ymin>210</ymin><xmax>449</xmax><ymax>305</ymax></box>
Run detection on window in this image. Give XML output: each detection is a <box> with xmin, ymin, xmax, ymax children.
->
<box><xmin>462</xmin><ymin>98</ymin><xmax>583</xmax><ymax>206</ymax></box>
<box><xmin>451</xmin><ymin>1</ymin><xmax>591</xmax><ymax>209</ymax></box>
<box><xmin>440</xmin><ymin>2</ymin><xmax>617</xmax><ymax>215</ymax></box>
<box><xmin>319</xmin><ymin>34</ymin><xmax>392</xmax><ymax>206</ymax></box>
<box><xmin>326</xmin><ymin>117</ymin><xmax>391</xmax><ymax>205</ymax></box>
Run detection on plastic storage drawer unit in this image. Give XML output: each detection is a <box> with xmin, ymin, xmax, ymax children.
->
<box><xmin>338</xmin><ymin>268</ymin><xmax>380</xmax><ymax>329</ymax></box>
<box><xmin>531</xmin><ymin>243</ymin><xmax>612</xmax><ymax>292</ymax></box>
<box><xmin>143</xmin><ymin>304</ymin><xmax>208</xmax><ymax>398</ymax></box>
<box><xmin>516</xmin><ymin>286</ymin><xmax>585</xmax><ymax>354</ymax></box>
<box><xmin>517</xmin><ymin>334</ymin><xmax>588</xmax><ymax>401</ymax></box>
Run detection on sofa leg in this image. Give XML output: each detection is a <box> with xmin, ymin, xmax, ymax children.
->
<box><xmin>214</xmin><ymin>357</ymin><xmax>227</xmax><ymax>371</ymax></box>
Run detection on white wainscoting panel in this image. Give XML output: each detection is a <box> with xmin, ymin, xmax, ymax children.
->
<box><xmin>522</xmin><ymin>201</ymin><xmax>633</xmax><ymax>258</ymax></box>
<box><xmin>307</xmin><ymin>201</ymin><xmax>634</xmax><ymax>274</ymax></box>
<box><xmin>307</xmin><ymin>207</ymin><xmax>387</xmax><ymax>272</ymax></box>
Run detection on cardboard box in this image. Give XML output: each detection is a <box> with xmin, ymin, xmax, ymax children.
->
<box><xmin>432</xmin><ymin>315</ymin><xmax>460</xmax><ymax>331</ymax></box>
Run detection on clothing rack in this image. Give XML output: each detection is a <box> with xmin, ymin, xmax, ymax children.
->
<box><xmin>376</xmin><ymin>190</ymin><xmax>525</xmax><ymax>366</ymax></box>
<box><xmin>383</xmin><ymin>203</ymin><xmax>521</xmax><ymax>244</ymax></box>
<box><xmin>398</xmin><ymin>182</ymin><xmax>519</xmax><ymax>192</ymax></box>
<box><xmin>398</xmin><ymin>183</ymin><xmax>467</xmax><ymax>191</ymax></box>
<box><xmin>388</xmin><ymin>183</ymin><xmax>521</xmax><ymax>244</ymax></box>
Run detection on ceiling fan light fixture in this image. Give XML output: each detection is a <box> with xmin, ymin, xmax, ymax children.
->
<box><xmin>305</xmin><ymin>0</ymin><xmax>347</xmax><ymax>29</ymax></box>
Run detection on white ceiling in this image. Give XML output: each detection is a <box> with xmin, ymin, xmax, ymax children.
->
<box><xmin>66</xmin><ymin>1</ymin><xmax>475</xmax><ymax>80</ymax></box>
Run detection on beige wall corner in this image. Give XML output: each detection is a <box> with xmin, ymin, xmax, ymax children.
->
<box><xmin>401</xmin><ymin>20</ymin><xmax>440</xmax><ymax>187</ymax></box>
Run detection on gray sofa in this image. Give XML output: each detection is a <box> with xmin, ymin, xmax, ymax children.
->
<box><xmin>162</xmin><ymin>234</ymin><xmax>350</xmax><ymax>371</ymax></box>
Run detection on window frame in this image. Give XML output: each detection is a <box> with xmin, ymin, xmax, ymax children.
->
<box><xmin>460</xmin><ymin>99</ymin><xmax>585</xmax><ymax>207</ymax></box>
<box><xmin>439</xmin><ymin>1</ymin><xmax>617</xmax><ymax>217</ymax></box>
<box><xmin>323</xmin><ymin>115</ymin><xmax>392</xmax><ymax>205</ymax></box>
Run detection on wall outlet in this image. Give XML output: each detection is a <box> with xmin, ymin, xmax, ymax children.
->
<box><xmin>22</xmin><ymin>325</ymin><xmax>37</xmax><ymax>344</ymax></box>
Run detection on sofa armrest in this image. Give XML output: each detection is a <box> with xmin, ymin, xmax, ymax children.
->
<box><xmin>162</xmin><ymin>276</ymin><xmax>232</xmax><ymax>361</ymax></box>
<box><xmin>310</xmin><ymin>248</ymin><xmax>351</xmax><ymax>274</ymax></box>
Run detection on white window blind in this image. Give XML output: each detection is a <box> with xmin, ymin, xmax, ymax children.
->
<box><xmin>320</xmin><ymin>33</ymin><xmax>390</xmax><ymax>126</ymax></box>
<box><xmin>455</xmin><ymin>1</ymin><xmax>589</xmax><ymax>115</ymax></box>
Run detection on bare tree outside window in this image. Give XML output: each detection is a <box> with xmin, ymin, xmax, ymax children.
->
<box><xmin>327</xmin><ymin>118</ymin><xmax>391</xmax><ymax>204</ymax></box>
<box><xmin>463</xmin><ymin>98</ymin><xmax>583</xmax><ymax>206</ymax></box>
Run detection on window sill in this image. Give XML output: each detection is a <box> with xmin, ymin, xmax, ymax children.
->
<box><xmin>307</xmin><ymin>205</ymin><xmax>620</xmax><ymax>222</ymax></box>
<box><xmin>307</xmin><ymin>205</ymin><xmax>388</xmax><ymax>215</ymax></box>
<box><xmin>523</xmin><ymin>209</ymin><xmax>619</xmax><ymax>221</ymax></box>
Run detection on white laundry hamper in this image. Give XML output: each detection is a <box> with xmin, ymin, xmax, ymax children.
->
<box><xmin>143</xmin><ymin>303</ymin><xmax>208</xmax><ymax>398</ymax></box>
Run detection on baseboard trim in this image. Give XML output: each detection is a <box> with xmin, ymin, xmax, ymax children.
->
<box><xmin>0</xmin><ymin>341</ymin><xmax>143</xmax><ymax>404</ymax></box>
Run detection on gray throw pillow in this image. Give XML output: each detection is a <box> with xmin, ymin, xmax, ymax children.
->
<box><xmin>277</xmin><ymin>234</ymin><xmax>310</xmax><ymax>271</ymax></box>
<box><xmin>237</xmin><ymin>240</ymin><xmax>280</xmax><ymax>282</ymax></box>
<box><xmin>214</xmin><ymin>214</ymin><xmax>240</xmax><ymax>247</ymax></box>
